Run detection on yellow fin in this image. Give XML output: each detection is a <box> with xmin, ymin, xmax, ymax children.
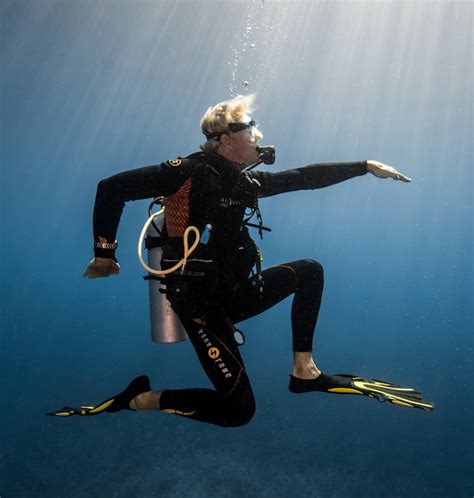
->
<box><xmin>161</xmin><ymin>408</ymin><xmax>197</xmax><ymax>416</ymax></box>
<box><xmin>391</xmin><ymin>400</ymin><xmax>415</xmax><ymax>408</ymax></box>
<box><xmin>88</xmin><ymin>398</ymin><xmax>115</xmax><ymax>414</ymax></box>
<box><xmin>328</xmin><ymin>387</ymin><xmax>363</xmax><ymax>395</ymax></box>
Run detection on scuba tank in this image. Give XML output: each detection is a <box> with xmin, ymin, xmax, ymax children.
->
<box><xmin>142</xmin><ymin>201</ymin><xmax>188</xmax><ymax>344</ymax></box>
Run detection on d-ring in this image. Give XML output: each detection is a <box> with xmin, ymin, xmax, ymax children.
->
<box><xmin>233</xmin><ymin>328</ymin><xmax>246</xmax><ymax>346</ymax></box>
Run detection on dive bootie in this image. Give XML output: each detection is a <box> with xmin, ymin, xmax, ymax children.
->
<box><xmin>46</xmin><ymin>375</ymin><xmax>151</xmax><ymax>417</ymax></box>
<box><xmin>289</xmin><ymin>372</ymin><xmax>434</xmax><ymax>412</ymax></box>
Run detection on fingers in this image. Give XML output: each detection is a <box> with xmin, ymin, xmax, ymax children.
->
<box><xmin>385</xmin><ymin>165</ymin><xmax>412</xmax><ymax>183</ymax></box>
<box><xmin>83</xmin><ymin>265</ymin><xmax>96</xmax><ymax>278</ymax></box>
<box><xmin>82</xmin><ymin>268</ymin><xmax>96</xmax><ymax>278</ymax></box>
<box><xmin>83</xmin><ymin>270</ymin><xmax>118</xmax><ymax>279</ymax></box>
<box><xmin>83</xmin><ymin>271</ymin><xmax>99</xmax><ymax>279</ymax></box>
<box><xmin>393</xmin><ymin>171</ymin><xmax>412</xmax><ymax>183</ymax></box>
<box><xmin>82</xmin><ymin>262</ymin><xmax>120</xmax><ymax>278</ymax></box>
<box><xmin>398</xmin><ymin>173</ymin><xmax>412</xmax><ymax>183</ymax></box>
<box><xmin>368</xmin><ymin>160</ymin><xmax>412</xmax><ymax>183</ymax></box>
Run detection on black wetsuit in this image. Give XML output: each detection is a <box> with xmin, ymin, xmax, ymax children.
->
<box><xmin>93</xmin><ymin>153</ymin><xmax>367</xmax><ymax>427</ymax></box>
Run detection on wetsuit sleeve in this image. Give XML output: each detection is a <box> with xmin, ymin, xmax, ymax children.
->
<box><xmin>93</xmin><ymin>159</ymin><xmax>194</xmax><ymax>258</ymax></box>
<box><xmin>251</xmin><ymin>161</ymin><xmax>368</xmax><ymax>198</ymax></box>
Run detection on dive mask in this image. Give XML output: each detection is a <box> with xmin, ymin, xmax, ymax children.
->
<box><xmin>204</xmin><ymin>120</ymin><xmax>257</xmax><ymax>140</ymax></box>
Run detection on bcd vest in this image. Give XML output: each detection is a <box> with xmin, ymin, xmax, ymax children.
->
<box><xmin>161</xmin><ymin>152</ymin><xmax>263</xmax><ymax>292</ymax></box>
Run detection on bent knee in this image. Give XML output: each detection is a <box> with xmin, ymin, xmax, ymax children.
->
<box><xmin>236</xmin><ymin>398</ymin><xmax>256</xmax><ymax>426</ymax></box>
<box><xmin>297</xmin><ymin>259</ymin><xmax>324</xmax><ymax>282</ymax></box>
<box><xmin>221</xmin><ymin>392</ymin><xmax>256</xmax><ymax>427</ymax></box>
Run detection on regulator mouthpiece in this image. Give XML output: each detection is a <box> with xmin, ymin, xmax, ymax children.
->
<box><xmin>244</xmin><ymin>145</ymin><xmax>276</xmax><ymax>172</ymax></box>
<box><xmin>256</xmin><ymin>145</ymin><xmax>275</xmax><ymax>165</ymax></box>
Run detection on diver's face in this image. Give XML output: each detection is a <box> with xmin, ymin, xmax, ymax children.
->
<box><xmin>232</xmin><ymin>130</ymin><xmax>260</xmax><ymax>165</ymax></box>
<box><xmin>215</xmin><ymin>116</ymin><xmax>264</xmax><ymax>167</ymax></box>
<box><xmin>228</xmin><ymin>122</ymin><xmax>263</xmax><ymax>167</ymax></box>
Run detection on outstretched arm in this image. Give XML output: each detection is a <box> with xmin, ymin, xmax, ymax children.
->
<box><xmin>251</xmin><ymin>160</ymin><xmax>410</xmax><ymax>198</ymax></box>
<box><xmin>252</xmin><ymin>160</ymin><xmax>367</xmax><ymax>197</ymax></box>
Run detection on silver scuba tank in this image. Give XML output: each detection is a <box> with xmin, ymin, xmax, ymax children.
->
<box><xmin>146</xmin><ymin>211</ymin><xmax>188</xmax><ymax>343</ymax></box>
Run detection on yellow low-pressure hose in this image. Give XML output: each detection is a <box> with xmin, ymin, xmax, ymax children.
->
<box><xmin>138</xmin><ymin>208</ymin><xmax>200</xmax><ymax>276</ymax></box>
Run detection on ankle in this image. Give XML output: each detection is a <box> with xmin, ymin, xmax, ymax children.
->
<box><xmin>291</xmin><ymin>365</ymin><xmax>321</xmax><ymax>380</ymax></box>
<box><xmin>293</xmin><ymin>352</ymin><xmax>320</xmax><ymax>376</ymax></box>
<box><xmin>129</xmin><ymin>391</ymin><xmax>161</xmax><ymax>411</ymax></box>
<box><xmin>129</xmin><ymin>396</ymin><xmax>138</xmax><ymax>410</ymax></box>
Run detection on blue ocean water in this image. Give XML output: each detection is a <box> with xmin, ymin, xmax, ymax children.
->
<box><xmin>1</xmin><ymin>1</ymin><xmax>472</xmax><ymax>497</ymax></box>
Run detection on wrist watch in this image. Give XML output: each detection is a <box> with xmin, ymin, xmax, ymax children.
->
<box><xmin>94</xmin><ymin>237</ymin><xmax>118</xmax><ymax>250</ymax></box>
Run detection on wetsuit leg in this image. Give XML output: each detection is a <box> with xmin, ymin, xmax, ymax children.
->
<box><xmin>159</xmin><ymin>279</ymin><xmax>256</xmax><ymax>427</ymax></box>
<box><xmin>227</xmin><ymin>259</ymin><xmax>324</xmax><ymax>352</ymax></box>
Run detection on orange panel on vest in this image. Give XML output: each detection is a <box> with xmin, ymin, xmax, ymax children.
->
<box><xmin>165</xmin><ymin>178</ymin><xmax>192</xmax><ymax>237</ymax></box>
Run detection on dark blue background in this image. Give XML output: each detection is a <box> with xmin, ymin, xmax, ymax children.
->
<box><xmin>1</xmin><ymin>1</ymin><xmax>472</xmax><ymax>497</ymax></box>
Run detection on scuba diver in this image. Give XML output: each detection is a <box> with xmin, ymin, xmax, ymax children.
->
<box><xmin>48</xmin><ymin>95</ymin><xmax>434</xmax><ymax>425</ymax></box>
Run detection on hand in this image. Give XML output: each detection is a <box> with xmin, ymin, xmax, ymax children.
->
<box><xmin>83</xmin><ymin>257</ymin><xmax>120</xmax><ymax>278</ymax></box>
<box><xmin>367</xmin><ymin>160</ymin><xmax>412</xmax><ymax>183</ymax></box>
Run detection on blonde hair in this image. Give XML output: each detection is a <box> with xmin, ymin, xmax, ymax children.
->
<box><xmin>200</xmin><ymin>94</ymin><xmax>257</xmax><ymax>152</ymax></box>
